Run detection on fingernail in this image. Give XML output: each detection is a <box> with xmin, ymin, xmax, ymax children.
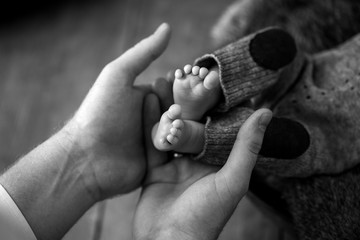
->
<box><xmin>258</xmin><ymin>111</ymin><xmax>273</xmax><ymax>131</ymax></box>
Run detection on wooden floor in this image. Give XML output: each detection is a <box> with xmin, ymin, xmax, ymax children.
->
<box><xmin>0</xmin><ymin>0</ymin><xmax>284</xmax><ymax>239</ymax></box>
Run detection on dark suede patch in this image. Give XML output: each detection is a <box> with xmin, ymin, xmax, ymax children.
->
<box><xmin>260</xmin><ymin>117</ymin><xmax>310</xmax><ymax>159</ymax></box>
<box><xmin>250</xmin><ymin>29</ymin><xmax>297</xmax><ymax>70</ymax></box>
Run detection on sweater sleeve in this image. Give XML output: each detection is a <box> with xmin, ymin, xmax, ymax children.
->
<box><xmin>193</xmin><ymin>106</ymin><xmax>313</xmax><ymax>178</ymax></box>
<box><xmin>194</xmin><ymin>32</ymin><xmax>360</xmax><ymax>178</ymax></box>
<box><xmin>194</xmin><ymin>27</ymin><xmax>297</xmax><ymax>112</ymax></box>
<box><xmin>193</xmin><ymin>107</ymin><xmax>254</xmax><ymax>165</ymax></box>
<box><xmin>192</xmin><ymin>28</ymin><xmax>313</xmax><ymax>177</ymax></box>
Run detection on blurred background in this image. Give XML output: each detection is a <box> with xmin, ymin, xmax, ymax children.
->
<box><xmin>0</xmin><ymin>0</ymin><xmax>289</xmax><ymax>239</ymax></box>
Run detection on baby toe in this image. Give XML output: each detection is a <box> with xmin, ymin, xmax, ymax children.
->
<box><xmin>172</xmin><ymin>119</ymin><xmax>184</xmax><ymax>129</ymax></box>
<box><xmin>199</xmin><ymin>67</ymin><xmax>209</xmax><ymax>79</ymax></box>
<box><xmin>184</xmin><ymin>64</ymin><xmax>192</xmax><ymax>74</ymax></box>
<box><xmin>170</xmin><ymin>127</ymin><xmax>178</xmax><ymax>135</ymax></box>
<box><xmin>174</xmin><ymin>69</ymin><xmax>183</xmax><ymax>79</ymax></box>
<box><xmin>192</xmin><ymin>66</ymin><xmax>200</xmax><ymax>75</ymax></box>
<box><xmin>170</xmin><ymin>127</ymin><xmax>182</xmax><ymax>137</ymax></box>
<box><xmin>167</xmin><ymin>134</ymin><xmax>179</xmax><ymax>145</ymax></box>
<box><xmin>159</xmin><ymin>137</ymin><xmax>170</xmax><ymax>146</ymax></box>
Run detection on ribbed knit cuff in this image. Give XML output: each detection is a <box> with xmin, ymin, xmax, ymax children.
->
<box><xmin>193</xmin><ymin>107</ymin><xmax>254</xmax><ymax>164</ymax></box>
<box><xmin>192</xmin><ymin>106</ymin><xmax>315</xmax><ymax>177</ymax></box>
<box><xmin>194</xmin><ymin>27</ymin><xmax>296</xmax><ymax>112</ymax></box>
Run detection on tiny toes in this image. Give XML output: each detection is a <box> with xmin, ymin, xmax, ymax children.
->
<box><xmin>170</xmin><ymin>128</ymin><xmax>182</xmax><ymax>139</ymax></box>
<box><xmin>199</xmin><ymin>67</ymin><xmax>209</xmax><ymax>79</ymax></box>
<box><xmin>192</xmin><ymin>66</ymin><xmax>200</xmax><ymax>75</ymax></box>
<box><xmin>167</xmin><ymin>134</ymin><xmax>179</xmax><ymax>145</ymax></box>
<box><xmin>170</xmin><ymin>127</ymin><xmax>178</xmax><ymax>135</ymax></box>
<box><xmin>170</xmin><ymin>120</ymin><xmax>183</xmax><ymax>137</ymax></box>
<box><xmin>159</xmin><ymin>137</ymin><xmax>167</xmax><ymax>144</ymax></box>
<box><xmin>172</xmin><ymin>119</ymin><xmax>184</xmax><ymax>128</ymax></box>
<box><xmin>168</xmin><ymin>119</ymin><xmax>184</xmax><ymax>145</ymax></box>
<box><xmin>175</xmin><ymin>69</ymin><xmax>183</xmax><ymax>79</ymax></box>
<box><xmin>184</xmin><ymin>64</ymin><xmax>192</xmax><ymax>74</ymax></box>
<box><xmin>154</xmin><ymin>105</ymin><xmax>185</xmax><ymax>150</ymax></box>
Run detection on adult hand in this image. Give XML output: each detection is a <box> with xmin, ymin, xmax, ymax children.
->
<box><xmin>67</xmin><ymin>23</ymin><xmax>171</xmax><ymax>200</ymax></box>
<box><xmin>133</xmin><ymin>94</ymin><xmax>272</xmax><ymax>240</ymax></box>
<box><xmin>0</xmin><ymin>23</ymin><xmax>171</xmax><ymax>240</ymax></box>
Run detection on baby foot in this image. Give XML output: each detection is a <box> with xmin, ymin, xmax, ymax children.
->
<box><xmin>152</xmin><ymin>104</ymin><xmax>206</xmax><ymax>153</ymax></box>
<box><xmin>152</xmin><ymin>104</ymin><xmax>185</xmax><ymax>151</ymax></box>
<box><xmin>173</xmin><ymin>64</ymin><xmax>221</xmax><ymax>121</ymax></box>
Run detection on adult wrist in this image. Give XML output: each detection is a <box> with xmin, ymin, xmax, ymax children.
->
<box><xmin>0</xmin><ymin>122</ymin><xmax>97</xmax><ymax>239</ymax></box>
<box><xmin>60</xmin><ymin>120</ymin><xmax>102</xmax><ymax>203</ymax></box>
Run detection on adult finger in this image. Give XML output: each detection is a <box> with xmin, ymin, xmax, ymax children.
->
<box><xmin>151</xmin><ymin>77</ymin><xmax>174</xmax><ymax>112</ymax></box>
<box><xmin>106</xmin><ymin>23</ymin><xmax>171</xmax><ymax>85</ymax></box>
<box><xmin>166</xmin><ymin>70</ymin><xmax>175</xmax><ymax>83</ymax></box>
<box><xmin>143</xmin><ymin>93</ymin><xmax>168</xmax><ymax>171</ymax></box>
<box><xmin>217</xmin><ymin>108</ymin><xmax>272</xmax><ymax>198</ymax></box>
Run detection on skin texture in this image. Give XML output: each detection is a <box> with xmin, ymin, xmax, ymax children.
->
<box><xmin>134</xmin><ymin>93</ymin><xmax>272</xmax><ymax>240</ymax></box>
<box><xmin>152</xmin><ymin>104</ymin><xmax>206</xmax><ymax>153</ymax></box>
<box><xmin>69</xmin><ymin>22</ymin><xmax>172</xmax><ymax>199</ymax></box>
<box><xmin>152</xmin><ymin>64</ymin><xmax>221</xmax><ymax>153</ymax></box>
<box><xmin>0</xmin><ymin>23</ymin><xmax>171</xmax><ymax>240</ymax></box>
<box><xmin>172</xmin><ymin>64</ymin><xmax>221</xmax><ymax>120</ymax></box>
<box><xmin>0</xmin><ymin>22</ymin><xmax>272</xmax><ymax>240</ymax></box>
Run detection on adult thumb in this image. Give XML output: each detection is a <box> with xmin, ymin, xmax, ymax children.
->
<box><xmin>102</xmin><ymin>23</ymin><xmax>171</xmax><ymax>85</ymax></box>
<box><xmin>217</xmin><ymin>108</ymin><xmax>272</xmax><ymax>199</ymax></box>
<box><xmin>143</xmin><ymin>94</ymin><xmax>168</xmax><ymax>171</ymax></box>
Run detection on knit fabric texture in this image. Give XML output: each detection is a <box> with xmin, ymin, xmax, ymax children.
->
<box><xmin>193</xmin><ymin>29</ymin><xmax>360</xmax><ymax>178</ymax></box>
<box><xmin>283</xmin><ymin>164</ymin><xmax>360</xmax><ymax>240</ymax></box>
<box><xmin>207</xmin><ymin>1</ymin><xmax>360</xmax><ymax>239</ymax></box>
<box><xmin>194</xmin><ymin>27</ymin><xmax>291</xmax><ymax>113</ymax></box>
<box><xmin>193</xmin><ymin>28</ymin><xmax>360</xmax><ymax>239</ymax></box>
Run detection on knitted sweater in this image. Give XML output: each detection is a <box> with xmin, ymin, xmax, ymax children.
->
<box><xmin>193</xmin><ymin>30</ymin><xmax>360</xmax><ymax>239</ymax></box>
<box><xmin>193</xmin><ymin>29</ymin><xmax>360</xmax><ymax>178</ymax></box>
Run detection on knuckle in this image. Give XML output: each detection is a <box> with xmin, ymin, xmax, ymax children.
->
<box><xmin>104</xmin><ymin>60</ymin><xmax>127</xmax><ymax>73</ymax></box>
<box><xmin>101</xmin><ymin>62</ymin><xmax>117</xmax><ymax>77</ymax></box>
<box><xmin>145</xmin><ymin>48</ymin><xmax>158</xmax><ymax>62</ymax></box>
<box><xmin>101</xmin><ymin>62</ymin><xmax>128</xmax><ymax>81</ymax></box>
<box><xmin>103</xmin><ymin>62</ymin><xmax>115</xmax><ymax>73</ymax></box>
<box><xmin>247</xmin><ymin>139</ymin><xmax>262</xmax><ymax>155</ymax></box>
